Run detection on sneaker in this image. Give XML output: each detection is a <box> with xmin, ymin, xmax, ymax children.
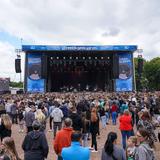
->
<box><xmin>91</xmin><ymin>150</ymin><xmax>98</xmax><ymax>153</ymax></box>
<box><xmin>89</xmin><ymin>147</ymin><xmax>94</xmax><ymax>150</ymax></box>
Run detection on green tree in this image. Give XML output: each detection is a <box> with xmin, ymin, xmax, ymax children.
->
<box><xmin>10</xmin><ymin>81</ymin><xmax>23</xmax><ymax>88</ymax></box>
<box><xmin>143</xmin><ymin>57</ymin><xmax>160</xmax><ymax>90</ymax></box>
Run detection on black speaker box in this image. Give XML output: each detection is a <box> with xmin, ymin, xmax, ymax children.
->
<box><xmin>41</xmin><ymin>55</ymin><xmax>48</xmax><ymax>78</ymax></box>
<box><xmin>138</xmin><ymin>58</ymin><xmax>143</xmax><ymax>74</ymax></box>
<box><xmin>112</xmin><ymin>54</ymin><xmax>119</xmax><ymax>79</ymax></box>
<box><xmin>15</xmin><ymin>59</ymin><xmax>21</xmax><ymax>73</ymax></box>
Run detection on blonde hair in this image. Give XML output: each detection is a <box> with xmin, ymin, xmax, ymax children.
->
<box><xmin>128</xmin><ymin>136</ymin><xmax>137</xmax><ymax>144</ymax></box>
<box><xmin>1</xmin><ymin>114</ymin><xmax>12</xmax><ymax>130</ymax></box>
<box><xmin>123</xmin><ymin>109</ymin><xmax>130</xmax><ymax>115</ymax></box>
<box><xmin>2</xmin><ymin>137</ymin><xmax>21</xmax><ymax>160</ymax></box>
<box><xmin>35</xmin><ymin>109</ymin><xmax>46</xmax><ymax>122</ymax></box>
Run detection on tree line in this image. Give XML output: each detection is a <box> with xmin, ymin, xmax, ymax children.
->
<box><xmin>134</xmin><ymin>57</ymin><xmax>160</xmax><ymax>91</ymax></box>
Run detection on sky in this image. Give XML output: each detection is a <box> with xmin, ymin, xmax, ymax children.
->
<box><xmin>0</xmin><ymin>0</ymin><xmax>160</xmax><ymax>81</ymax></box>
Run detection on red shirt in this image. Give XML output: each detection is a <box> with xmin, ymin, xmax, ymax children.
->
<box><xmin>53</xmin><ymin>128</ymin><xmax>73</xmax><ymax>155</ymax></box>
<box><xmin>111</xmin><ymin>104</ymin><xmax>118</xmax><ymax>112</ymax></box>
<box><xmin>119</xmin><ymin>114</ymin><xmax>132</xmax><ymax>131</ymax></box>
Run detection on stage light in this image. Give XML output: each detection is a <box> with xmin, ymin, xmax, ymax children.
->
<box><xmin>101</xmin><ymin>57</ymin><xmax>104</xmax><ymax>59</ymax></box>
<box><xmin>57</xmin><ymin>57</ymin><xmax>59</xmax><ymax>59</ymax></box>
<box><xmin>107</xmin><ymin>57</ymin><xmax>110</xmax><ymax>59</ymax></box>
<box><xmin>63</xmin><ymin>57</ymin><xmax>66</xmax><ymax>59</ymax></box>
<box><xmin>70</xmin><ymin>57</ymin><xmax>72</xmax><ymax>59</ymax></box>
<box><xmin>95</xmin><ymin>57</ymin><xmax>97</xmax><ymax>59</ymax></box>
<box><xmin>83</xmin><ymin>57</ymin><xmax>85</xmax><ymax>59</ymax></box>
<box><xmin>76</xmin><ymin>57</ymin><xmax>78</xmax><ymax>59</ymax></box>
<box><xmin>89</xmin><ymin>57</ymin><xmax>91</xmax><ymax>59</ymax></box>
<box><xmin>51</xmin><ymin>57</ymin><xmax>53</xmax><ymax>60</ymax></box>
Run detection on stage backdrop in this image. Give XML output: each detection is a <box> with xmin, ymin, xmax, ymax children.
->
<box><xmin>115</xmin><ymin>53</ymin><xmax>133</xmax><ymax>92</ymax></box>
<box><xmin>27</xmin><ymin>54</ymin><xmax>45</xmax><ymax>92</ymax></box>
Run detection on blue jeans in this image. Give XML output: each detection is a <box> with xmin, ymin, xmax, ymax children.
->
<box><xmin>101</xmin><ymin>116</ymin><xmax>106</xmax><ymax>128</ymax></box>
<box><xmin>121</xmin><ymin>130</ymin><xmax>131</xmax><ymax>149</ymax></box>
<box><xmin>82</xmin><ymin>133</ymin><xmax>88</xmax><ymax>147</ymax></box>
<box><xmin>112</xmin><ymin>112</ymin><xmax>117</xmax><ymax>125</ymax></box>
<box><xmin>105</xmin><ymin>112</ymin><xmax>109</xmax><ymax>123</ymax></box>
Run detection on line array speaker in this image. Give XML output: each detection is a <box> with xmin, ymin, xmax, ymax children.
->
<box><xmin>15</xmin><ymin>59</ymin><xmax>21</xmax><ymax>73</ymax></box>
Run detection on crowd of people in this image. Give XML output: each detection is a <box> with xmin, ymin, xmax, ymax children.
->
<box><xmin>0</xmin><ymin>91</ymin><xmax>160</xmax><ymax>160</ymax></box>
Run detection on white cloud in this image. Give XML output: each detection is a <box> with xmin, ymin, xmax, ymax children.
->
<box><xmin>0</xmin><ymin>42</ymin><xmax>24</xmax><ymax>81</ymax></box>
<box><xmin>0</xmin><ymin>0</ymin><xmax>160</xmax><ymax>80</ymax></box>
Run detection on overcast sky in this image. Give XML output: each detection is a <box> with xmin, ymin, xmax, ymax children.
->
<box><xmin>0</xmin><ymin>0</ymin><xmax>160</xmax><ymax>81</ymax></box>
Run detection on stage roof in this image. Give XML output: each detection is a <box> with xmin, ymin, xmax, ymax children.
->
<box><xmin>22</xmin><ymin>45</ymin><xmax>137</xmax><ymax>52</ymax></box>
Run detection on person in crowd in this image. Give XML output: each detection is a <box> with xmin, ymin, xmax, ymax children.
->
<box><xmin>61</xmin><ymin>131</ymin><xmax>90</xmax><ymax>160</ymax></box>
<box><xmin>10</xmin><ymin>101</ymin><xmax>18</xmax><ymax>124</ymax></box>
<box><xmin>69</xmin><ymin>106</ymin><xmax>82</xmax><ymax>132</ymax></box>
<box><xmin>137</xmin><ymin>111</ymin><xmax>157</xmax><ymax>142</ymax></box>
<box><xmin>119</xmin><ymin>109</ymin><xmax>132</xmax><ymax>149</ymax></box>
<box><xmin>24</xmin><ymin>105</ymin><xmax>36</xmax><ymax>133</ymax></box>
<box><xmin>40</xmin><ymin>106</ymin><xmax>48</xmax><ymax>119</ymax></box>
<box><xmin>136</xmin><ymin>111</ymin><xmax>143</xmax><ymax>128</ymax></box>
<box><xmin>5</xmin><ymin>99</ymin><xmax>12</xmax><ymax>117</ymax></box>
<box><xmin>135</xmin><ymin>128</ymin><xmax>156</xmax><ymax>160</ymax></box>
<box><xmin>22</xmin><ymin>120</ymin><xmax>49</xmax><ymax>160</ymax></box>
<box><xmin>111</xmin><ymin>102</ymin><xmax>118</xmax><ymax>125</ymax></box>
<box><xmin>99</xmin><ymin>106</ymin><xmax>106</xmax><ymax>129</ymax></box>
<box><xmin>0</xmin><ymin>137</ymin><xmax>21</xmax><ymax>160</ymax></box>
<box><xmin>90</xmin><ymin>107</ymin><xmax>99</xmax><ymax>152</ymax></box>
<box><xmin>120</xmin><ymin>101</ymin><xmax>128</xmax><ymax>115</ymax></box>
<box><xmin>35</xmin><ymin>109</ymin><xmax>46</xmax><ymax>131</ymax></box>
<box><xmin>101</xmin><ymin>132</ymin><xmax>126</xmax><ymax>160</ymax></box>
<box><xmin>60</xmin><ymin>101</ymin><xmax>69</xmax><ymax>120</ymax></box>
<box><xmin>105</xmin><ymin>102</ymin><xmax>109</xmax><ymax>125</ymax></box>
<box><xmin>0</xmin><ymin>100</ymin><xmax>6</xmax><ymax>116</ymax></box>
<box><xmin>51</xmin><ymin>102</ymin><xmax>64</xmax><ymax>138</ymax></box>
<box><xmin>81</xmin><ymin>112</ymin><xmax>90</xmax><ymax>147</ymax></box>
<box><xmin>0</xmin><ymin>114</ymin><xmax>12</xmax><ymax>141</ymax></box>
<box><xmin>48</xmin><ymin>102</ymin><xmax>55</xmax><ymax>131</ymax></box>
<box><xmin>18</xmin><ymin>107</ymin><xmax>25</xmax><ymax>133</ymax></box>
<box><xmin>54</xmin><ymin>118</ymin><xmax>73</xmax><ymax>160</ymax></box>
<box><xmin>126</xmin><ymin>136</ymin><xmax>137</xmax><ymax>160</ymax></box>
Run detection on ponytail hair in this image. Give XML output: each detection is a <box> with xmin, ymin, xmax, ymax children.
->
<box><xmin>138</xmin><ymin>128</ymin><xmax>155</xmax><ymax>148</ymax></box>
<box><xmin>104</xmin><ymin>132</ymin><xmax>117</xmax><ymax>156</ymax></box>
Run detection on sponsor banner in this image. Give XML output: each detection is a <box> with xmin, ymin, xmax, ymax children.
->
<box><xmin>116</xmin><ymin>53</ymin><xmax>133</xmax><ymax>91</ymax></box>
<box><xmin>22</xmin><ymin>45</ymin><xmax>137</xmax><ymax>52</ymax></box>
<box><xmin>27</xmin><ymin>54</ymin><xmax>44</xmax><ymax>92</ymax></box>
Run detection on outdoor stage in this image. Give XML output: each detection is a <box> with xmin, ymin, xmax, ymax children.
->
<box><xmin>22</xmin><ymin>45</ymin><xmax>137</xmax><ymax>93</ymax></box>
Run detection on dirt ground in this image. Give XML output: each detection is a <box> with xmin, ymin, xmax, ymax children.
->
<box><xmin>12</xmin><ymin>120</ymin><xmax>160</xmax><ymax>160</ymax></box>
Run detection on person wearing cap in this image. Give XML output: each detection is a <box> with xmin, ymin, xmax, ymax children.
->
<box><xmin>61</xmin><ymin>131</ymin><xmax>90</xmax><ymax>160</ymax></box>
<box><xmin>22</xmin><ymin>120</ymin><xmax>49</xmax><ymax>160</ymax></box>
<box><xmin>54</xmin><ymin>118</ymin><xmax>73</xmax><ymax>160</ymax></box>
